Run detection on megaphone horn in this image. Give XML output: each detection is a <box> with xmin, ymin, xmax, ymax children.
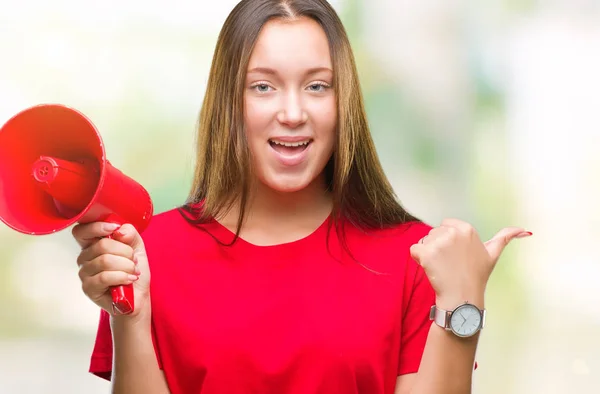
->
<box><xmin>0</xmin><ymin>104</ymin><xmax>154</xmax><ymax>315</ymax></box>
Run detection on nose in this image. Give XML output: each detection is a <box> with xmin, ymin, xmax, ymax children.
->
<box><xmin>276</xmin><ymin>91</ymin><xmax>308</xmax><ymax>128</ymax></box>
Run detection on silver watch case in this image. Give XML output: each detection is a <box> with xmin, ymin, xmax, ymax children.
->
<box><xmin>429</xmin><ymin>302</ymin><xmax>486</xmax><ymax>338</ymax></box>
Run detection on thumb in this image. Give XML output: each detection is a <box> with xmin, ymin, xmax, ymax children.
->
<box><xmin>112</xmin><ymin>223</ymin><xmax>148</xmax><ymax>263</ymax></box>
<box><xmin>484</xmin><ymin>227</ymin><xmax>532</xmax><ymax>261</ymax></box>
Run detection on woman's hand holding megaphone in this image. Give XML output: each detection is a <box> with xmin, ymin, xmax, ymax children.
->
<box><xmin>73</xmin><ymin>222</ymin><xmax>151</xmax><ymax>320</ymax></box>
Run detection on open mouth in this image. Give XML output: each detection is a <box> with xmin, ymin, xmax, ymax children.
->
<box><xmin>268</xmin><ymin>139</ymin><xmax>312</xmax><ymax>156</ymax></box>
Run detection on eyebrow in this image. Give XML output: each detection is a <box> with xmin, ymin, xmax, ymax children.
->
<box><xmin>247</xmin><ymin>66</ymin><xmax>333</xmax><ymax>75</ymax></box>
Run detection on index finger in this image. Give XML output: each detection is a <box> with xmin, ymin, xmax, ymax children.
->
<box><xmin>409</xmin><ymin>243</ymin><xmax>426</xmax><ymax>265</ymax></box>
<box><xmin>72</xmin><ymin>222</ymin><xmax>121</xmax><ymax>249</ymax></box>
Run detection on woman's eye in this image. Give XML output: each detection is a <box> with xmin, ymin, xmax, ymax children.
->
<box><xmin>308</xmin><ymin>83</ymin><xmax>328</xmax><ymax>92</ymax></box>
<box><xmin>255</xmin><ymin>84</ymin><xmax>271</xmax><ymax>93</ymax></box>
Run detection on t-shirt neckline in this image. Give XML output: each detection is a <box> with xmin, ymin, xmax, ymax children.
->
<box><xmin>209</xmin><ymin>213</ymin><xmax>332</xmax><ymax>255</ymax></box>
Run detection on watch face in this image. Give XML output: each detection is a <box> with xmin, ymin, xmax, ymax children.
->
<box><xmin>449</xmin><ymin>304</ymin><xmax>482</xmax><ymax>337</ymax></box>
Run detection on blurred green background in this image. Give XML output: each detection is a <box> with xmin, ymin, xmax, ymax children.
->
<box><xmin>1</xmin><ymin>0</ymin><xmax>599</xmax><ymax>392</ymax></box>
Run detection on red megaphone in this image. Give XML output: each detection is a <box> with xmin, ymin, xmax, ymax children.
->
<box><xmin>0</xmin><ymin>104</ymin><xmax>153</xmax><ymax>315</ymax></box>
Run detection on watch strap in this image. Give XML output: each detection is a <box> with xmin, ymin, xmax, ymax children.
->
<box><xmin>429</xmin><ymin>305</ymin><xmax>451</xmax><ymax>329</ymax></box>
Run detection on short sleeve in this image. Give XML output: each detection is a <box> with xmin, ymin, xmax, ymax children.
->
<box><xmin>397</xmin><ymin>223</ymin><xmax>436</xmax><ymax>375</ymax></box>
<box><xmin>88</xmin><ymin>309</ymin><xmax>163</xmax><ymax>380</ymax></box>
<box><xmin>89</xmin><ymin>310</ymin><xmax>114</xmax><ymax>380</ymax></box>
<box><xmin>397</xmin><ymin>262</ymin><xmax>436</xmax><ymax>375</ymax></box>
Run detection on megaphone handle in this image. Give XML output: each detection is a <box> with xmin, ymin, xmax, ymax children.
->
<box><xmin>104</xmin><ymin>213</ymin><xmax>135</xmax><ymax>315</ymax></box>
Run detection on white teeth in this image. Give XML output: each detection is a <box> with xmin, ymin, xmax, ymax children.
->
<box><xmin>270</xmin><ymin>140</ymin><xmax>310</xmax><ymax>147</ymax></box>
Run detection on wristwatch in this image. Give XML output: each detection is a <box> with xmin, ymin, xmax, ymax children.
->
<box><xmin>429</xmin><ymin>302</ymin><xmax>486</xmax><ymax>338</ymax></box>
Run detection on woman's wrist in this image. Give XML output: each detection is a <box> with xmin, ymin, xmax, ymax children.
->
<box><xmin>436</xmin><ymin>287</ymin><xmax>486</xmax><ymax>311</ymax></box>
<box><xmin>110</xmin><ymin>302</ymin><xmax>152</xmax><ymax>331</ymax></box>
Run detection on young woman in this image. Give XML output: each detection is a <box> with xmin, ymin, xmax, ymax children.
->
<box><xmin>73</xmin><ymin>1</ymin><xmax>531</xmax><ymax>393</ymax></box>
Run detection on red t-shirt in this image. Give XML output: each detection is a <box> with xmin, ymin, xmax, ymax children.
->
<box><xmin>89</xmin><ymin>208</ymin><xmax>435</xmax><ymax>394</ymax></box>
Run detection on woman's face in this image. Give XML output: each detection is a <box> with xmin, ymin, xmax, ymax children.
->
<box><xmin>244</xmin><ymin>17</ymin><xmax>337</xmax><ymax>193</ymax></box>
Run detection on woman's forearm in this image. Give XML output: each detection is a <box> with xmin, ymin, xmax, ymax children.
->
<box><xmin>110</xmin><ymin>306</ymin><xmax>170</xmax><ymax>394</ymax></box>
<box><xmin>411</xmin><ymin>292</ymin><xmax>484</xmax><ymax>394</ymax></box>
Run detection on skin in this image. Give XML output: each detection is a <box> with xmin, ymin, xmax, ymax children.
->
<box><xmin>245</xmin><ymin>17</ymin><xmax>336</xmax><ymax>194</ymax></box>
<box><xmin>72</xmin><ymin>16</ymin><xmax>531</xmax><ymax>394</ymax></box>
<box><xmin>221</xmin><ymin>17</ymin><xmax>336</xmax><ymax>246</ymax></box>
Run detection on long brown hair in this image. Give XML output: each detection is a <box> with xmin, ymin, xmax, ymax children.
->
<box><xmin>180</xmin><ymin>0</ymin><xmax>420</xmax><ymax>243</ymax></box>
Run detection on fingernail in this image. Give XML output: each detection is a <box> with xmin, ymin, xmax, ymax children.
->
<box><xmin>128</xmin><ymin>274</ymin><xmax>139</xmax><ymax>281</ymax></box>
<box><xmin>103</xmin><ymin>223</ymin><xmax>120</xmax><ymax>232</ymax></box>
<box><xmin>114</xmin><ymin>228</ymin><xmax>127</xmax><ymax>237</ymax></box>
<box><xmin>134</xmin><ymin>265</ymin><xmax>141</xmax><ymax>275</ymax></box>
<box><xmin>516</xmin><ymin>231</ymin><xmax>533</xmax><ymax>238</ymax></box>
